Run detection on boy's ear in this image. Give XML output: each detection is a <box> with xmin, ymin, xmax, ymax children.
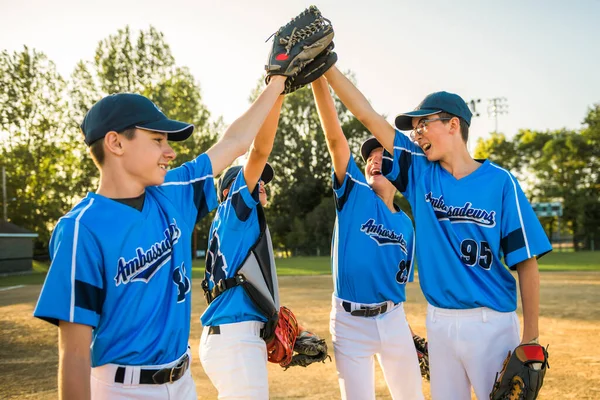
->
<box><xmin>104</xmin><ymin>131</ymin><xmax>124</xmax><ymax>155</ymax></box>
<box><xmin>449</xmin><ymin>117</ymin><xmax>460</xmax><ymax>135</ymax></box>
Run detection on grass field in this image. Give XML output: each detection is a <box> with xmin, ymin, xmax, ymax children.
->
<box><xmin>2</xmin><ymin>272</ymin><xmax>600</xmax><ymax>399</ymax></box>
<box><xmin>2</xmin><ymin>251</ymin><xmax>598</xmax><ymax>287</ymax></box>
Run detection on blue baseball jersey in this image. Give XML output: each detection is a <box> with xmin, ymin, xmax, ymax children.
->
<box><xmin>332</xmin><ymin>156</ymin><xmax>415</xmax><ymax>305</ymax></box>
<box><xmin>34</xmin><ymin>154</ymin><xmax>217</xmax><ymax>367</ymax></box>
<box><xmin>201</xmin><ymin>169</ymin><xmax>266</xmax><ymax>327</ymax></box>
<box><xmin>382</xmin><ymin>130</ymin><xmax>552</xmax><ymax>312</ymax></box>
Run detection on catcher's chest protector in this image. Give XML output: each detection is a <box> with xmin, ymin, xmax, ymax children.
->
<box><xmin>202</xmin><ymin>205</ymin><xmax>280</xmax><ymax>323</ymax></box>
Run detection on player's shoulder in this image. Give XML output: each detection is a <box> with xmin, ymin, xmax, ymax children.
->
<box><xmin>482</xmin><ymin>160</ymin><xmax>520</xmax><ymax>182</ymax></box>
<box><xmin>60</xmin><ymin>193</ymin><xmax>118</xmax><ymax>229</ymax></box>
<box><xmin>164</xmin><ymin>153</ymin><xmax>213</xmax><ymax>181</ymax></box>
<box><xmin>61</xmin><ymin>195</ymin><xmax>94</xmax><ymax>220</ymax></box>
<box><xmin>52</xmin><ymin>196</ymin><xmax>97</xmax><ymax>235</ymax></box>
<box><xmin>343</xmin><ymin>155</ymin><xmax>369</xmax><ymax>186</ymax></box>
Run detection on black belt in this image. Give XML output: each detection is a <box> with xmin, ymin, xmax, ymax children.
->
<box><xmin>114</xmin><ymin>353</ymin><xmax>189</xmax><ymax>385</ymax></box>
<box><xmin>342</xmin><ymin>301</ymin><xmax>389</xmax><ymax>317</ymax></box>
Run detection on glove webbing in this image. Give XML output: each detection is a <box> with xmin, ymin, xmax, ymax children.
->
<box><xmin>280</xmin><ymin>18</ymin><xmax>330</xmax><ymax>53</ymax></box>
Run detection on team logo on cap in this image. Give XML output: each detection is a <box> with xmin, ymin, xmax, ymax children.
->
<box><xmin>425</xmin><ymin>192</ymin><xmax>496</xmax><ymax>227</ymax></box>
<box><xmin>114</xmin><ymin>219</ymin><xmax>182</xmax><ymax>285</ymax></box>
<box><xmin>360</xmin><ymin>218</ymin><xmax>408</xmax><ymax>254</ymax></box>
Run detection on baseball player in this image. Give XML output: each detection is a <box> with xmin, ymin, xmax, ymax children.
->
<box><xmin>32</xmin><ymin>75</ymin><xmax>288</xmax><ymax>399</ymax></box>
<box><xmin>323</xmin><ymin>65</ymin><xmax>552</xmax><ymax>399</ymax></box>
<box><xmin>199</xmin><ymin>96</ymin><xmax>283</xmax><ymax>399</ymax></box>
<box><xmin>311</xmin><ymin>76</ymin><xmax>424</xmax><ymax>400</ymax></box>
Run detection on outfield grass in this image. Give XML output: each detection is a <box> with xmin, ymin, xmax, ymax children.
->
<box><xmin>1</xmin><ymin>251</ymin><xmax>598</xmax><ymax>287</ymax></box>
<box><xmin>191</xmin><ymin>256</ymin><xmax>332</xmax><ymax>278</ymax></box>
<box><xmin>537</xmin><ymin>250</ymin><xmax>600</xmax><ymax>271</ymax></box>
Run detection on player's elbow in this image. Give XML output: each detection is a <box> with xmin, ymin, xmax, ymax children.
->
<box><xmin>249</xmin><ymin>142</ymin><xmax>273</xmax><ymax>159</ymax></box>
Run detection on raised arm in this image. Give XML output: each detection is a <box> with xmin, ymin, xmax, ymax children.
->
<box><xmin>206</xmin><ymin>76</ymin><xmax>286</xmax><ymax>176</ymax></box>
<box><xmin>312</xmin><ymin>77</ymin><xmax>350</xmax><ymax>185</ymax></box>
<box><xmin>324</xmin><ymin>66</ymin><xmax>395</xmax><ymax>153</ymax></box>
<box><xmin>244</xmin><ymin>96</ymin><xmax>284</xmax><ymax>193</ymax></box>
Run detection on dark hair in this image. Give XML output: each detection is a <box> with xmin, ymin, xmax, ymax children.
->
<box><xmin>88</xmin><ymin>128</ymin><xmax>136</xmax><ymax>166</ymax></box>
<box><xmin>439</xmin><ymin>112</ymin><xmax>469</xmax><ymax>143</ymax></box>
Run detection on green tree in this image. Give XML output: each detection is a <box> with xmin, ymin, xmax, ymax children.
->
<box><xmin>247</xmin><ymin>77</ymin><xmax>371</xmax><ymax>254</ymax></box>
<box><xmin>68</xmin><ymin>26</ymin><xmax>220</xmax><ymax>255</ymax></box>
<box><xmin>70</xmin><ymin>26</ymin><xmax>217</xmax><ymax>176</ymax></box>
<box><xmin>580</xmin><ymin>104</ymin><xmax>600</xmax><ymax>250</ymax></box>
<box><xmin>474</xmin><ymin>119</ymin><xmax>599</xmax><ymax>250</ymax></box>
<box><xmin>0</xmin><ymin>47</ymin><xmax>81</xmax><ymax>249</ymax></box>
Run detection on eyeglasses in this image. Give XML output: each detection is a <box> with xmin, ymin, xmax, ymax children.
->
<box><xmin>409</xmin><ymin>117</ymin><xmax>453</xmax><ymax>141</ymax></box>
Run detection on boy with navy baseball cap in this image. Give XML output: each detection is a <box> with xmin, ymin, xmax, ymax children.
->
<box><xmin>33</xmin><ymin>74</ymin><xmax>288</xmax><ymax>399</ymax></box>
<box><xmin>199</xmin><ymin>93</ymin><xmax>283</xmax><ymax>397</ymax></box>
<box><xmin>311</xmin><ymin>75</ymin><xmax>424</xmax><ymax>399</ymax></box>
<box><xmin>322</xmin><ymin>64</ymin><xmax>551</xmax><ymax>400</ymax></box>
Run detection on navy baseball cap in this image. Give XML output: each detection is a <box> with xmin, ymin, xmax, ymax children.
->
<box><xmin>360</xmin><ymin>136</ymin><xmax>383</xmax><ymax>161</ymax></box>
<box><xmin>217</xmin><ymin>163</ymin><xmax>275</xmax><ymax>202</ymax></box>
<box><xmin>394</xmin><ymin>91</ymin><xmax>472</xmax><ymax>131</ymax></box>
<box><xmin>81</xmin><ymin>93</ymin><xmax>194</xmax><ymax>146</ymax></box>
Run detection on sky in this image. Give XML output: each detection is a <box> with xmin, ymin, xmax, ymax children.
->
<box><xmin>2</xmin><ymin>0</ymin><xmax>599</xmax><ymax>151</ymax></box>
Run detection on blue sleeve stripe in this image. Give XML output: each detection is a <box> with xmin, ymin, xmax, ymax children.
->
<box><xmin>334</xmin><ymin>176</ymin><xmax>356</xmax><ymax>211</ymax></box>
<box><xmin>192</xmin><ymin>179</ymin><xmax>209</xmax><ymax>222</ymax></box>
<box><xmin>396</xmin><ymin>151</ymin><xmax>413</xmax><ymax>192</ymax></box>
<box><xmin>231</xmin><ymin>192</ymin><xmax>253</xmax><ymax>222</ymax></box>
<box><xmin>345</xmin><ymin>172</ymin><xmax>371</xmax><ymax>190</ymax></box>
<box><xmin>75</xmin><ymin>279</ymin><xmax>105</xmax><ymax>318</ymax></box>
<box><xmin>489</xmin><ymin>163</ymin><xmax>532</xmax><ymax>258</ymax></box>
<box><xmin>160</xmin><ymin>174</ymin><xmax>214</xmax><ymax>186</ymax></box>
<box><xmin>501</xmin><ymin>228</ymin><xmax>526</xmax><ymax>256</ymax></box>
<box><xmin>70</xmin><ymin>199</ymin><xmax>95</xmax><ymax>322</ymax></box>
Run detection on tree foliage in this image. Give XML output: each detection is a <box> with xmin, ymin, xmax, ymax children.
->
<box><xmin>0</xmin><ymin>47</ymin><xmax>83</xmax><ymax>249</ymax></box>
<box><xmin>246</xmin><ymin>79</ymin><xmax>374</xmax><ymax>255</ymax></box>
<box><xmin>474</xmin><ymin>106</ymin><xmax>600</xmax><ymax>250</ymax></box>
<box><xmin>1</xmin><ymin>27</ymin><xmax>219</xmax><ymax>253</ymax></box>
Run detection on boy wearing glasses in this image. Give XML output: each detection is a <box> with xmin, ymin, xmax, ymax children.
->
<box><xmin>323</xmin><ymin>66</ymin><xmax>551</xmax><ymax>399</ymax></box>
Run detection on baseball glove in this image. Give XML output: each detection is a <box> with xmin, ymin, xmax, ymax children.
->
<box><xmin>489</xmin><ymin>343</ymin><xmax>549</xmax><ymax>400</ymax></box>
<box><xmin>283</xmin><ymin>42</ymin><xmax>337</xmax><ymax>94</ymax></box>
<box><xmin>265</xmin><ymin>5</ymin><xmax>334</xmax><ymax>92</ymax></box>
<box><xmin>285</xmin><ymin>327</ymin><xmax>331</xmax><ymax>369</ymax></box>
<box><xmin>413</xmin><ymin>334</ymin><xmax>430</xmax><ymax>381</ymax></box>
<box><xmin>266</xmin><ymin>306</ymin><xmax>300</xmax><ymax>367</ymax></box>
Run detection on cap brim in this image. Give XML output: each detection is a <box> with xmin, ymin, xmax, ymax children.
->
<box><xmin>261</xmin><ymin>163</ymin><xmax>274</xmax><ymax>185</ymax></box>
<box><xmin>360</xmin><ymin>137</ymin><xmax>383</xmax><ymax>161</ymax></box>
<box><xmin>394</xmin><ymin>109</ymin><xmax>442</xmax><ymax>131</ymax></box>
<box><xmin>136</xmin><ymin>119</ymin><xmax>195</xmax><ymax>141</ymax></box>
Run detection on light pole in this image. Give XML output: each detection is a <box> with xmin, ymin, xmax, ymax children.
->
<box><xmin>468</xmin><ymin>99</ymin><xmax>482</xmax><ymax>117</ymax></box>
<box><xmin>487</xmin><ymin>97</ymin><xmax>509</xmax><ymax>132</ymax></box>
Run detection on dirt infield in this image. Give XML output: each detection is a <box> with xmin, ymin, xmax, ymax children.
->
<box><xmin>1</xmin><ymin>272</ymin><xmax>599</xmax><ymax>399</ymax></box>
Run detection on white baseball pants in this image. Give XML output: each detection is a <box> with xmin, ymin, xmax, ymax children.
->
<box><xmin>199</xmin><ymin>320</ymin><xmax>268</xmax><ymax>400</ymax></box>
<box><xmin>90</xmin><ymin>348</ymin><xmax>196</xmax><ymax>400</ymax></box>
<box><xmin>426</xmin><ymin>304</ymin><xmax>521</xmax><ymax>400</ymax></box>
<box><xmin>330</xmin><ymin>295</ymin><xmax>424</xmax><ymax>400</ymax></box>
